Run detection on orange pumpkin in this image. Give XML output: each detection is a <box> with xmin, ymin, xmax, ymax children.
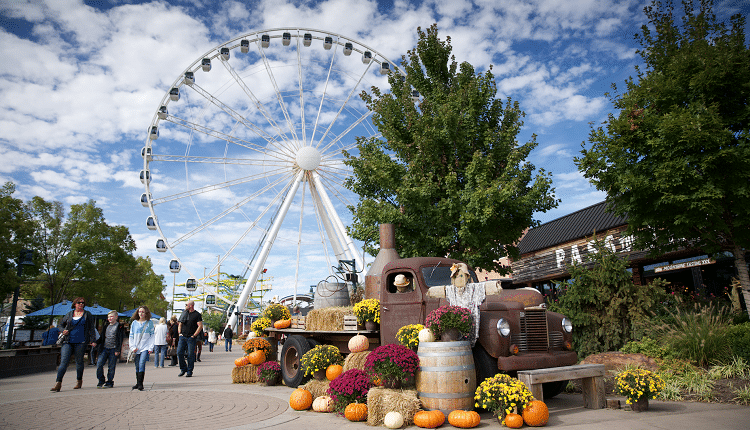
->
<box><xmin>348</xmin><ymin>333</ymin><xmax>369</xmax><ymax>353</ymax></box>
<box><xmin>522</xmin><ymin>400</ymin><xmax>549</xmax><ymax>427</ymax></box>
<box><xmin>274</xmin><ymin>319</ymin><xmax>291</xmax><ymax>329</ymax></box>
<box><xmin>234</xmin><ymin>355</ymin><xmax>251</xmax><ymax>367</ymax></box>
<box><xmin>413</xmin><ymin>410</ymin><xmax>445</xmax><ymax>428</ymax></box>
<box><xmin>448</xmin><ymin>410</ymin><xmax>480</xmax><ymax>428</ymax></box>
<box><xmin>326</xmin><ymin>364</ymin><xmax>343</xmax><ymax>381</ymax></box>
<box><xmin>344</xmin><ymin>403</ymin><xmax>368</xmax><ymax>421</ymax></box>
<box><xmin>248</xmin><ymin>349</ymin><xmax>266</xmax><ymax>366</ymax></box>
<box><xmin>289</xmin><ymin>388</ymin><xmax>313</xmax><ymax>410</ymax></box>
<box><xmin>504</xmin><ymin>413</ymin><xmax>523</xmax><ymax>428</ymax></box>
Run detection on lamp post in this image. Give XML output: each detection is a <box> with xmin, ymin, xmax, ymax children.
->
<box><xmin>5</xmin><ymin>249</ymin><xmax>34</xmax><ymax>349</ymax></box>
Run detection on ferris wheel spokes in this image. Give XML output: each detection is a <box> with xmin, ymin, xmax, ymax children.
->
<box><xmin>311</xmin><ymin>171</ymin><xmax>362</xmax><ymax>272</ymax></box>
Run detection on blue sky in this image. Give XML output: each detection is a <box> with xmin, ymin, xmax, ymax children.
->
<box><xmin>1</xmin><ymin>0</ymin><xmax>747</xmax><ymax>310</ymax></box>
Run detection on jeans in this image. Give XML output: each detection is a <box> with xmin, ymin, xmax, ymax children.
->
<box><xmin>208</xmin><ymin>342</ymin><xmax>214</xmax><ymax>352</ymax></box>
<box><xmin>57</xmin><ymin>342</ymin><xmax>87</xmax><ymax>382</ymax></box>
<box><xmin>225</xmin><ymin>338</ymin><xmax>232</xmax><ymax>351</ymax></box>
<box><xmin>177</xmin><ymin>336</ymin><xmax>197</xmax><ymax>373</ymax></box>
<box><xmin>96</xmin><ymin>347</ymin><xmax>118</xmax><ymax>385</ymax></box>
<box><xmin>153</xmin><ymin>344</ymin><xmax>167</xmax><ymax>367</ymax></box>
<box><xmin>135</xmin><ymin>351</ymin><xmax>149</xmax><ymax>372</ymax></box>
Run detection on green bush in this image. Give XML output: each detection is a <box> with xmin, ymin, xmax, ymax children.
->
<box><xmin>727</xmin><ymin>322</ymin><xmax>750</xmax><ymax>363</ymax></box>
<box><xmin>620</xmin><ymin>336</ymin><xmax>677</xmax><ymax>360</ymax></box>
<box><xmin>653</xmin><ymin>303</ymin><xmax>732</xmax><ymax>367</ymax></box>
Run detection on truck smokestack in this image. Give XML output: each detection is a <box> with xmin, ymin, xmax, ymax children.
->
<box><xmin>365</xmin><ymin>224</ymin><xmax>400</xmax><ymax>301</ymax></box>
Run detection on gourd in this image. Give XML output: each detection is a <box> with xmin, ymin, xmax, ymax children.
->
<box><xmin>344</xmin><ymin>403</ymin><xmax>368</xmax><ymax>421</ymax></box>
<box><xmin>418</xmin><ymin>328</ymin><xmax>435</xmax><ymax>343</ymax></box>
<box><xmin>413</xmin><ymin>410</ymin><xmax>445</xmax><ymax>428</ymax></box>
<box><xmin>234</xmin><ymin>355</ymin><xmax>251</xmax><ymax>367</ymax></box>
<box><xmin>326</xmin><ymin>364</ymin><xmax>343</xmax><ymax>381</ymax></box>
<box><xmin>447</xmin><ymin>410</ymin><xmax>480</xmax><ymax>428</ymax></box>
<box><xmin>504</xmin><ymin>413</ymin><xmax>523</xmax><ymax>429</ymax></box>
<box><xmin>312</xmin><ymin>396</ymin><xmax>334</xmax><ymax>412</ymax></box>
<box><xmin>522</xmin><ymin>400</ymin><xmax>549</xmax><ymax>427</ymax></box>
<box><xmin>289</xmin><ymin>388</ymin><xmax>313</xmax><ymax>410</ymax></box>
<box><xmin>248</xmin><ymin>349</ymin><xmax>266</xmax><ymax>366</ymax></box>
<box><xmin>384</xmin><ymin>411</ymin><xmax>404</xmax><ymax>429</ymax></box>
<box><xmin>348</xmin><ymin>333</ymin><xmax>369</xmax><ymax>353</ymax></box>
<box><xmin>274</xmin><ymin>319</ymin><xmax>291</xmax><ymax>329</ymax></box>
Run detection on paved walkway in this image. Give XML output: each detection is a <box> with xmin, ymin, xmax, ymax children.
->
<box><xmin>0</xmin><ymin>348</ymin><xmax>748</xmax><ymax>429</ymax></box>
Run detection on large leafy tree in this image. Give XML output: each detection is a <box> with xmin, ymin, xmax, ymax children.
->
<box><xmin>576</xmin><ymin>0</ymin><xmax>750</xmax><ymax>314</ymax></box>
<box><xmin>0</xmin><ymin>182</ymin><xmax>35</xmax><ymax>301</ymax></box>
<box><xmin>344</xmin><ymin>25</ymin><xmax>557</xmax><ymax>272</ymax></box>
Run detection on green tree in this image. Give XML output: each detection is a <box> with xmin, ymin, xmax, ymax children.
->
<box><xmin>202</xmin><ymin>310</ymin><xmax>226</xmax><ymax>333</ymax></box>
<box><xmin>576</xmin><ymin>0</ymin><xmax>750</xmax><ymax>316</ymax></box>
<box><xmin>550</xmin><ymin>240</ymin><xmax>669</xmax><ymax>358</ymax></box>
<box><xmin>20</xmin><ymin>296</ymin><xmax>47</xmax><ymax>330</ymax></box>
<box><xmin>130</xmin><ymin>256</ymin><xmax>168</xmax><ymax>318</ymax></box>
<box><xmin>344</xmin><ymin>25</ymin><xmax>557</xmax><ymax>272</ymax></box>
<box><xmin>0</xmin><ymin>182</ymin><xmax>35</xmax><ymax>301</ymax></box>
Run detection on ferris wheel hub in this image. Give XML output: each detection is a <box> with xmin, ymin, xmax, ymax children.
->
<box><xmin>295</xmin><ymin>146</ymin><xmax>321</xmax><ymax>171</ymax></box>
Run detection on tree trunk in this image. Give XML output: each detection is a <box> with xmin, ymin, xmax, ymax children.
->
<box><xmin>733</xmin><ymin>244</ymin><xmax>750</xmax><ymax>319</ymax></box>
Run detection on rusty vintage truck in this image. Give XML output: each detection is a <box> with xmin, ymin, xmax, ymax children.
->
<box><xmin>266</xmin><ymin>254</ymin><xmax>577</xmax><ymax>391</ymax></box>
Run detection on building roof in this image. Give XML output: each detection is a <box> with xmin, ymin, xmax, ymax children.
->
<box><xmin>518</xmin><ymin>201</ymin><xmax>628</xmax><ymax>255</ymax></box>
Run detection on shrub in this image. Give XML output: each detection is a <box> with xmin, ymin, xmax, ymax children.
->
<box><xmin>653</xmin><ymin>303</ymin><xmax>732</xmax><ymax>367</ymax></box>
<box><xmin>727</xmin><ymin>322</ymin><xmax>750</xmax><ymax>363</ymax></box>
<box><xmin>708</xmin><ymin>356</ymin><xmax>750</xmax><ymax>380</ymax></box>
<box><xmin>620</xmin><ymin>336</ymin><xmax>676</xmax><ymax>360</ymax></box>
<box><xmin>327</xmin><ymin>369</ymin><xmax>372</xmax><ymax>413</ymax></box>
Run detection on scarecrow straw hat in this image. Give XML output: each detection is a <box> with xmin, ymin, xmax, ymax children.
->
<box><xmin>450</xmin><ymin>263</ymin><xmax>470</xmax><ymax>278</ymax></box>
<box><xmin>393</xmin><ymin>274</ymin><xmax>411</xmax><ymax>287</ymax></box>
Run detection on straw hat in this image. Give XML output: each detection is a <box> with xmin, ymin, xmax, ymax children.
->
<box><xmin>450</xmin><ymin>263</ymin><xmax>470</xmax><ymax>278</ymax></box>
<box><xmin>393</xmin><ymin>274</ymin><xmax>410</xmax><ymax>287</ymax></box>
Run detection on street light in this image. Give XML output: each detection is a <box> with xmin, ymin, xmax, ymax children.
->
<box><xmin>5</xmin><ymin>249</ymin><xmax>34</xmax><ymax>349</ymax></box>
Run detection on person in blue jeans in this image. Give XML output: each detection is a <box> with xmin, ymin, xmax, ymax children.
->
<box><xmin>153</xmin><ymin>317</ymin><xmax>168</xmax><ymax>368</ymax></box>
<box><xmin>129</xmin><ymin>306</ymin><xmax>155</xmax><ymax>391</ymax></box>
<box><xmin>177</xmin><ymin>301</ymin><xmax>203</xmax><ymax>377</ymax></box>
<box><xmin>223</xmin><ymin>325</ymin><xmax>233</xmax><ymax>352</ymax></box>
<box><xmin>94</xmin><ymin>310</ymin><xmax>125</xmax><ymax>388</ymax></box>
<box><xmin>50</xmin><ymin>298</ymin><xmax>97</xmax><ymax>392</ymax></box>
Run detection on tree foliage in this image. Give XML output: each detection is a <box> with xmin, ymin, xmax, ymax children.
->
<box><xmin>344</xmin><ymin>24</ymin><xmax>558</xmax><ymax>272</ymax></box>
<box><xmin>21</xmin><ymin>296</ymin><xmax>48</xmax><ymax>330</ymax></box>
<box><xmin>575</xmin><ymin>0</ymin><xmax>750</xmax><ymax>314</ymax></box>
<box><xmin>550</xmin><ymin>241</ymin><xmax>669</xmax><ymax>358</ymax></box>
<box><xmin>201</xmin><ymin>310</ymin><xmax>226</xmax><ymax>333</ymax></box>
<box><xmin>0</xmin><ymin>182</ymin><xmax>35</xmax><ymax>300</ymax></box>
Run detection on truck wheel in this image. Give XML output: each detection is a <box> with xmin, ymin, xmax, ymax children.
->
<box><xmin>542</xmin><ymin>380</ymin><xmax>567</xmax><ymax>398</ymax></box>
<box><xmin>281</xmin><ymin>335</ymin><xmax>312</xmax><ymax>388</ymax></box>
<box><xmin>472</xmin><ymin>344</ymin><xmax>498</xmax><ymax>385</ymax></box>
<box><xmin>307</xmin><ymin>338</ymin><xmax>321</xmax><ymax>349</ymax></box>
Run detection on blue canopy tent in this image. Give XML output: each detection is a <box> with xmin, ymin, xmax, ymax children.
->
<box><xmin>25</xmin><ymin>300</ymin><xmax>112</xmax><ymax>317</ymax></box>
<box><xmin>119</xmin><ymin>308</ymin><xmax>162</xmax><ymax>320</ymax></box>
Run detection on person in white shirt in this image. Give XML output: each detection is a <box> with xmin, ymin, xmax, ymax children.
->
<box><xmin>129</xmin><ymin>306</ymin><xmax>155</xmax><ymax>391</ymax></box>
<box><xmin>153</xmin><ymin>317</ymin><xmax>168</xmax><ymax>368</ymax></box>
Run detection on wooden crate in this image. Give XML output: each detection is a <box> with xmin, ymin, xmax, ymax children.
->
<box><xmin>344</xmin><ymin>315</ymin><xmax>358</xmax><ymax>331</ymax></box>
<box><xmin>291</xmin><ymin>316</ymin><xmax>305</xmax><ymax>329</ymax></box>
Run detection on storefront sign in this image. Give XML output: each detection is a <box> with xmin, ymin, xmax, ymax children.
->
<box><xmin>654</xmin><ymin>258</ymin><xmax>715</xmax><ymax>273</ymax></box>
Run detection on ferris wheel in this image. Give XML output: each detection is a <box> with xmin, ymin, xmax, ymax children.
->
<box><xmin>140</xmin><ymin>28</ymin><xmax>403</xmax><ymax>327</ymax></box>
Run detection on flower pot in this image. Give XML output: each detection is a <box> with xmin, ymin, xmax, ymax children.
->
<box><xmin>441</xmin><ymin>328</ymin><xmax>461</xmax><ymax>342</ymax></box>
<box><xmin>365</xmin><ymin>321</ymin><xmax>379</xmax><ymax>331</ymax></box>
<box><xmin>261</xmin><ymin>374</ymin><xmax>280</xmax><ymax>386</ymax></box>
<box><xmin>630</xmin><ymin>397</ymin><xmax>648</xmax><ymax>412</ymax></box>
<box><xmin>313</xmin><ymin>369</ymin><xmax>327</xmax><ymax>381</ymax></box>
<box><xmin>382</xmin><ymin>378</ymin><xmax>402</xmax><ymax>389</ymax></box>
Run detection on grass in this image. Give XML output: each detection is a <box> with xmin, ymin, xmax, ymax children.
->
<box><xmin>708</xmin><ymin>356</ymin><xmax>750</xmax><ymax>380</ymax></box>
<box><xmin>732</xmin><ymin>385</ymin><xmax>750</xmax><ymax>405</ymax></box>
<box><xmin>652</xmin><ymin>303</ymin><xmax>732</xmax><ymax>367</ymax></box>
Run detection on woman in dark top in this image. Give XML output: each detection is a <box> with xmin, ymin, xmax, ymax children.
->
<box><xmin>50</xmin><ymin>297</ymin><xmax>97</xmax><ymax>392</ymax></box>
<box><xmin>168</xmin><ymin>315</ymin><xmax>179</xmax><ymax>366</ymax></box>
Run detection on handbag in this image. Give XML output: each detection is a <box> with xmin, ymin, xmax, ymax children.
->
<box><xmin>55</xmin><ymin>332</ymin><xmax>68</xmax><ymax>345</ymax></box>
<box><xmin>128</xmin><ymin>320</ymin><xmax>150</xmax><ymax>363</ymax></box>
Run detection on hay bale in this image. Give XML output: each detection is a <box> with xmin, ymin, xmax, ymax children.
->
<box><xmin>366</xmin><ymin>387</ymin><xmax>421</xmax><ymax>426</ymax></box>
<box><xmin>343</xmin><ymin>351</ymin><xmax>370</xmax><ymax>372</ymax></box>
<box><xmin>231</xmin><ymin>364</ymin><xmax>259</xmax><ymax>384</ymax></box>
<box><xmin>305</xmin><ymin>306</ymin><xmax>354</xmax><ymax>331</ymax></box>
<box><xmin>303</xmin><ymin>378</ymin><xmax>331</xmax><ymax>399</ymax></box>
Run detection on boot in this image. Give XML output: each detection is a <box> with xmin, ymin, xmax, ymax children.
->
<box><xmin>137</xmin><ymin>372</ymin><xmax>145</xmax><ymax>391</ymax></box>
<box><xmin>50</xmin><ymin>381</ymin><xmax>62</xmax><ymax>392</ymax></box>
<box><xmin>73</xmin><ymin>380</ymin><xmax>82</xmax><ymax>389</ymax></box>
<box><xmin>132</xmin><ymin>372</ymin><xmax>139</xmax><ymax>390</ymax></box>
<box><xmin>196</xmin><ymin>351</ymin><xmax>201</xmax><ymax>362</ymax></box>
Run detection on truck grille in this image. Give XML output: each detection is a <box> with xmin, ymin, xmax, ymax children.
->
<box><xmin>511</xmin><ymin>309</ymin><xmax>549</xmax><ymax>352</ymax></box>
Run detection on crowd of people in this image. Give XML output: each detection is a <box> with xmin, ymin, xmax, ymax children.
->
<box><xmin>48</xmin><ymin>299</ymin><xmax>234</xmax><ymax>392</ymax></box>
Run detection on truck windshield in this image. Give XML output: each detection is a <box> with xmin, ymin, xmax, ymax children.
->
<box><xmin>421</xmin><ymin>265</ymin><xmax>479</xmax><ymax>287</ymax></box>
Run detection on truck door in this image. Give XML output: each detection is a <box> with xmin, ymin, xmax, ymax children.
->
<box><xmin>380</xmin><ymin>270</ymin><xmax>424</xmax><ymax>345</ymax></box>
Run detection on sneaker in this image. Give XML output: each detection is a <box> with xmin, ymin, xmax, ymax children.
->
<box><xmin>97</xmin><ymin>383</ymin><xmax>104</xmax><ymax>389</ymax></box>
<box><xmin>178</xmin><ymin>371</ymin><xmax>186</xmax><ymax>377</ymax></box>
<box><xmin>186</xmin><ymin>372</ymin><xmax>193</xmax><ymax>377</ymax></box>
<box><xmin>103</xmin><ymin>383</ymin><xmax>114</xmax><ymax>389</ymax></box>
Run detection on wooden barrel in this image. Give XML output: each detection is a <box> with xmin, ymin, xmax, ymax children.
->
<box><xmin>313</xmin><ymin>282</ymin><xmax>350</xmax><ymax>309</ymax></box>
<box><xmin>416</xmin><ymin>341</ymin><xmax>477</xmax><ymax>414</ymax></box>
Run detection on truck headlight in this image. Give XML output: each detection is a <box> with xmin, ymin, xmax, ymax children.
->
<box><xmin>562</xmin><ymin>317</ymin><xmax>573</xmax><ymax>333</ymax></box>
<box><xmin>496</xmin><ymin>318</ymin><xmax>510</xmax><ymax>337</ymax></box>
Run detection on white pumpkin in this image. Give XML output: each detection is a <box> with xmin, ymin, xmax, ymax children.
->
<box><xmin>348</xmin><ymin>333</ymin><xmax>369</xmax><ymax>353</ymax></box>
<box><xmin>418</xmin><ymin>328</ymin><xmax>435</xmax><ymax>343</ymax></box>
<box><xmin>384</xmin><ymin>411</ymin><xmax>404</xmax><ymax>429</ymax></box>
<box><xmin>247</xmin><ymin>332</ymin><xmax>257</xmax><ymax>339</ymax></box>
<box><xmin>312</xmin><ymin>395</ymin><xmax>334</xmax><ymax>413</ymax></box>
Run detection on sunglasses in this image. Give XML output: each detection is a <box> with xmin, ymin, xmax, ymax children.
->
<box><xmin>76</xmin><ymin>302</ymin><xmax>85</xmax><ymax>305</ymax></box>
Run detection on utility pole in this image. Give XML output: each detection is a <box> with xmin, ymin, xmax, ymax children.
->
<box><xmin>5</xmin><ymin>250</ymin><xmax>34</xmax><ymax>349</ymax></box>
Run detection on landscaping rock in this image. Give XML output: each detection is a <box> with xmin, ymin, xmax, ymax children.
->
<box><xmin>581</xmin><ymin>352</ymin><xmax>660</xmax><ymax>374</ymax></box>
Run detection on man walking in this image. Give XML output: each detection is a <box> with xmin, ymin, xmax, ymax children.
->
<box><xmin>223</xmin><ymin>324</ymin><xmax>233</xmax><ymax>352</ymax></box>
<box><xmin>176</xmin><ymin>301</ymin><xmax>203</xmax><ymax>377</ymax></box>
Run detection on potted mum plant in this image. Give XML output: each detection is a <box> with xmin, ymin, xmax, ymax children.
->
<box><xmin>263</xmin><ymin>303</ymin><xmax>291</xmax><ymax>322</ymax></box>
<box><xmin>474</xmin><ymin>373</ymin><xmax>534</xmax><ymax>424</ymax></box>
<box><xmin>327</xmin><ymin>368</ymin><xmax>373</xmax><ymax>413</ymax></box>
<box><xmin>242</xmin><ymin>337</ymin><xmax>272</xmax><ymax>356</ymax></box>
<box><xmin>364</xmin><ymin>344</ymin><xmax>420</xmax><ymax>389</ymax></box>
<box><xmin>615</xmin><ymin>368</ymin><xmax>665</xmax><ymax>411</ymax></box>
<box><xmin>396</xmin><ymin>324</ymin><xmax>424</xmax><ymax>351</ymax></box>
<box><xmin>424</xmin><ymin>305</ymin><xmax>472</xmax><ymax>341</ymax></box>
<box><xmin>250</xmin><ymin>317</ymin><xmax>273</xmax><ymax>337</ymax></box>
<box><xmin>301</xmin><ymin>344</ymin><xmax>343</xmax><ymax>380</ymax></box>
<box><xmin>257</xmin><ymin>360</ymin><xmax>281</xmax><ymax>386</ymax></box>
<box><xmin>353</xmin><ymin>298</ymin><xmax>380</xmax><ymax>330</ymax></box>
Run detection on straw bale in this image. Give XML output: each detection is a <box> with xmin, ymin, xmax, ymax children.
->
<box><xmin>231</xmin><ymin>364</ymin><xmax>259</xmax><ymax>384</ymax></box>
<box><xmin>366</xmin><ymin>387</ymin><xmax>421</xmax><ymax>426</ymax></box>
<box><xmin>305</xmin><ymin>306</ymin><xmax>354</xmax><ymax>331</ymax></box>
<box><xmin>343</xmin><ymin>351</ymin><xmax>370</xmax><ymax>372</ymax></box>
<box><xmin>302</xmin><ymin>378</ymin><xmax>331</xmax><ymax>399</ymax></box>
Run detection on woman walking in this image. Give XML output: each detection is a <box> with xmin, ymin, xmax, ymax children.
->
<box><xmin>208</xmin><ymin>328</ymin><xmax>217</xmax><ymax>352</ymax></box>
<box><xmin>50</xmin><ymin>298</ymin><xmax>97</xmax><ymax>392</ymax></box>
<box><xmin>153</xmin><ymin>317</ymin><xmax>168</xmax><ymax>368</ymax></box>
<box><xmin>129</xmin><ymin>306</ymin><xmax>155</xmax><ymax>391</ymax></box>
<box><xmin>168</xmin><ymin>315</ymin><xmax>179</xmax><ymax>366</ymax></box>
